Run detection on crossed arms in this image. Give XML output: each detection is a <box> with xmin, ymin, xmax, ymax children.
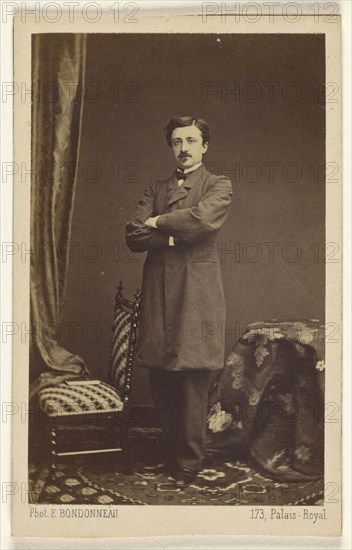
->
<box><xmin>125</xmin><ymin>176</ymin><xmax>233</xmax><ymax>253</ymax></box>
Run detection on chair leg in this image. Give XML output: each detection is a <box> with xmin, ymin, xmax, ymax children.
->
<box><xmin>49</xmin><ymin>426</ymin><xmax>57</xmax><ymax>472</ymax></box>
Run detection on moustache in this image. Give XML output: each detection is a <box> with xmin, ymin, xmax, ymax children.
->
<box><xmin>179</xmin><ymin>154</ymin><xmax>192</xmax><ymax>158</ymax></box>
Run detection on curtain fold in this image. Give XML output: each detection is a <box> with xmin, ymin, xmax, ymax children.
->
<box><xmin>30</xmin><ymin>34</ymin><xmax>90</xmax><ymax>399</ymax></box>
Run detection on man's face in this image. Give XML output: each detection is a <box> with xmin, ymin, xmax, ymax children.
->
<box><xmin>171</xmin><ymin>125</ymin><xmax>208</xmax><ymax>169</ymax></box>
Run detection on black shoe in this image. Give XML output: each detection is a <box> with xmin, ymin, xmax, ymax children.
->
<box><xmin>174</xmin><ymin>468</ymin><xmax>198</xmax><ymax>486</ymax></box>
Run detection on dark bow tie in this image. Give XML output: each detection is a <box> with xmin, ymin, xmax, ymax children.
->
<box><xmin>176</xmin><ymin>170</ymin><xmax>188</xmax><ymax>181</ymax></box>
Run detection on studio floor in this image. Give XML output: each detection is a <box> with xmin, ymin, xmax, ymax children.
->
<box><xmin>29</xmin><ymin>412</ymin><xmax>324</xmax><ymax>507</ymax></box>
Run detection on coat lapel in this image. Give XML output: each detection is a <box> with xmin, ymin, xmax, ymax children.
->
<box><xmin>166</xmin><ymin>165</ymin><xmax>205</xmax><ymax>209</ymax></box>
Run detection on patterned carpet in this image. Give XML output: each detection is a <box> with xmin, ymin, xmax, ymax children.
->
<box><xmin>30</xmin><ymin>427</ymin><xmax>324</xmax><ymax>506</ymax></box>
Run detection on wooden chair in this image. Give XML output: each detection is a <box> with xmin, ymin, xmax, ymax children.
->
<box><xmin>37</xmin><ymin>282</ymin><xmax>141</xmax><ymax>471</ymax></box>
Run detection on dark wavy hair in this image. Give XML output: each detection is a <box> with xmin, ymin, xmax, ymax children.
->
<box><xmin>164</xmin><ymin>116</ymin><xmax>210</xmax><ymax>147</ymax></box>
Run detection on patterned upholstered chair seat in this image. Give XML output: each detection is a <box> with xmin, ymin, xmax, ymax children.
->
<box><xmin>38</xmin><ymin>381</ymin><xmax>124</xmax><ymax>418</ymax></box>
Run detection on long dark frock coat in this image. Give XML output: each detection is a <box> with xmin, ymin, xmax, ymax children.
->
<box><xmin>125</xmin><ymin>164</ymin><xmax>233</xmax><ymax>371</ymax></box>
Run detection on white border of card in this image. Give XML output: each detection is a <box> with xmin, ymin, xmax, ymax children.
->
<box><xmin>5</xmin><ymin>2</ymin><xmax>348</xmax><ymax>543</ymax></box>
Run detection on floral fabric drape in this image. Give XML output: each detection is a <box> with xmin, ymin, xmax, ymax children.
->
<box><xmin>30</xmin><ymin>34</ymin><xmax>90</xmax><ymax>399</ymax></box>
<box><xmin>207</xmin><ymin>320</ymin><xmax>325</xmax><ymax>482</ymax></box>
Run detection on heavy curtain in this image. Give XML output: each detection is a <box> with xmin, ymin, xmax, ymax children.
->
<box><xmin>30</xmin><ymin>34</ymin><xmax>90</xmax><ymax>399</ymax></box>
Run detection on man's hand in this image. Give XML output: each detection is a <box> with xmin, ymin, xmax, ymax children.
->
<box><xmin>144</xmin><ymin>216</ymin><xmax>160</xmax><ymax>228</ymax></box>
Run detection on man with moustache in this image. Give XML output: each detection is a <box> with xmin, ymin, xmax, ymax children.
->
<box><xmin>125</xmin><ymin>116</ymin><xmax>232</xmax><ymax>485</ymax></box>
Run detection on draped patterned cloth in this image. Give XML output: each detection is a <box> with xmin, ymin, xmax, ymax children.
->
<box><xmin>207</xmin><ymin>320</ymin><xmax>325</xmax><ymax>481</ymax></box>
<box><xmin>30</xmin><ymin>35</ymin><xmax>90</xmax><ymax>399</ymax></box>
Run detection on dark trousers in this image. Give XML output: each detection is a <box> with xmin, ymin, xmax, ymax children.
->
<box><xmin>149</xmin><ymin>369</ymin><xmax>211</xmax><ymax>472</ymax></box>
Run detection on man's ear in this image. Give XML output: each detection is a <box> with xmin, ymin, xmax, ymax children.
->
<box><xmin>203</xmin><ymin>142</ymin><xmax>209</xmax><ymax>154</ymax></box>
